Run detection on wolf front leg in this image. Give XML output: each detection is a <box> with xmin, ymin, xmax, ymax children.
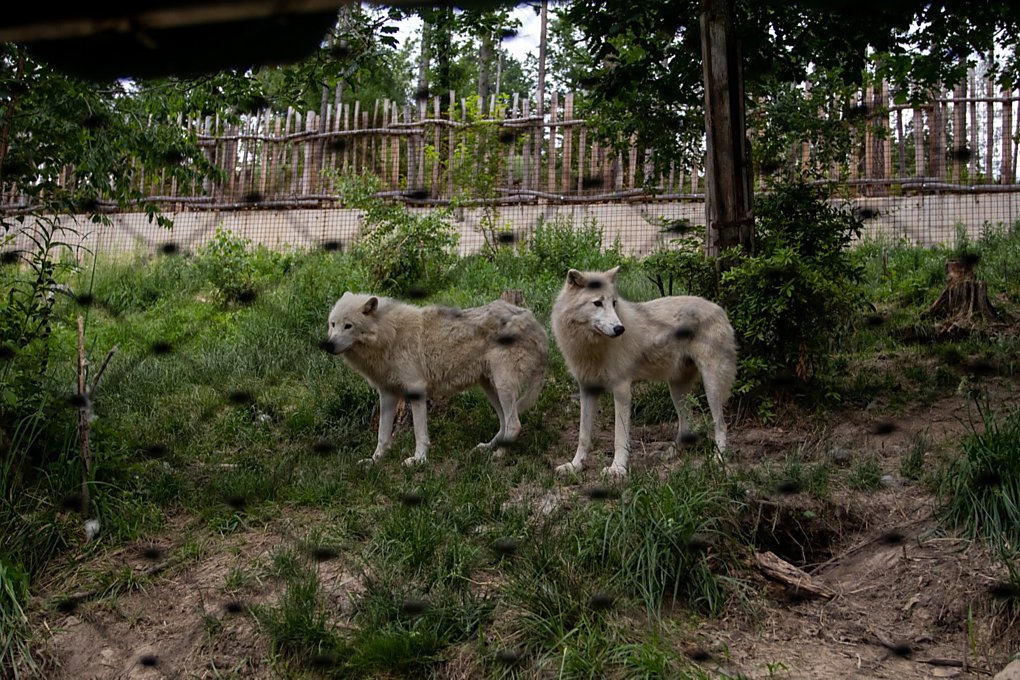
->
<box><xmin>556</xmin><ymin>385</ymin><xmax>598</xmax><ymax>475</ymax></box>
<box><xmin>604</xmin><ymin>382</ymin><xmax>632</xmax><ymax>477</ymax></box>
<box><xmin>361</xmin><ymin>391</ymin><xmax>399</xmax><ymax>465</ymax></box>
<box><xmin>404</xmin><ymin>389</ymin><xmax>430</xmax><ymax>466</ymax></box>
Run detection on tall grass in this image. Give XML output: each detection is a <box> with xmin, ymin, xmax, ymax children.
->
<box><xmin>938</xmin><ymin>405</ymin><xmax>1020</xmax><ymax>551</ymax></box>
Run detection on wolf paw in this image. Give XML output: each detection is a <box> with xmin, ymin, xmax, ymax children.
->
<box><xmin>357</xmin><ymin>457</ymin><xmax>377</xmax><ymax>466</ymax></box>
<box><xmin>601</xmin><ymin>463</ymin><xmax>628</xmax><ymax>478</ymax></box>
<box><xmin>402</xmin><ymin>456</ymin><xmax>426</xmax><ymax>467</ymax></box>
<box><xmin>555</xmin><ymin>461</ymin><xmax>580</xmax><ymax>476</ymax></box>
<box><xmin>474</xmin><ymin>441</ymin><xmax>493</xmax><ymax>451</ymax></box>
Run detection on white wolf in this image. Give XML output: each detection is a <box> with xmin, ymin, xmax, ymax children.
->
<box><xmin>551</xmin><ymin>266</ymin><xmax>737</xmax><ymax>477</ymax></box>
<box><xmin>325</xmin><ymin>292</ymin><xmax>548</xmax><ymax>466</ymax></box>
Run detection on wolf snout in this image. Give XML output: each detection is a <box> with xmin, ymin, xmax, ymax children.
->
<box><xmin>319</xmin><ymin>338</ymin><xmax>342</xmax><ymax>354</ymax></box>
<box><xmin>612</xmin><ymin>325</ymin><xmax>625</xmax><ymax>336</ymax></box>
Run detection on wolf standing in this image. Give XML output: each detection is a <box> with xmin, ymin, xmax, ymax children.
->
<box><xmin>551</xmin><ymin>267</ymin><xmax>737</xmax><ymax>476</ymax></box>
<box><xmin>325</xmin><ymin>292</ymin><xmax>548</xmax><ymax>466</ymax></box>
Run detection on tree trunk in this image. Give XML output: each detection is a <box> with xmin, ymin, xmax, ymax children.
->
<box><xmin>700</xmin><ymin>0</ymin><xmax>754</xmax><ymax>270</ymax></box>
<box><xmin>921</xmin><ymin>257</ymin><xmax>1003</xmax><ymax>338</ymax></box>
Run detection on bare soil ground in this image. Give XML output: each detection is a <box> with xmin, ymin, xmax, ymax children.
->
<box><xmin>27</xmin><ymin>378</ymin><xmax>1020</xmax><ymax>679</ymax></box>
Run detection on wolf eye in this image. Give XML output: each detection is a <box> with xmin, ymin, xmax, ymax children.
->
<box><xmin>593</xmin><ymin>300</ymin><xmax>603</xmax><ymax>307</ymax></box>
<box><xmin>343</xmin><ymin>323</ymin><xmax>353</xmax><ymax>330</ymax></box>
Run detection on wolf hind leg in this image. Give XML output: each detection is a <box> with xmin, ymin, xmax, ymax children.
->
<box><xmin>699</xmin><ymin>359</ymin><xmax>735</xmax><ymax>460</ymax></box>
<box><xmin>490</xmin><ymin>371</ymin><xmax>522</xmax><ymax>458</ymax></box>
<box><xmin>668</xmin><ymin>370</ymin><xmax>699</xmax><ymax>447</ymax></box>
<box><xmin>476</xmin><ymin>379</ymin><xmax>507</xmax><ymax>452</ymax></box>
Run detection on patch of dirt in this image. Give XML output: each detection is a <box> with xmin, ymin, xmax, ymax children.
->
<box><xmin>29</xmin><ymin>512</ymin><xmax>362</xmax><ymax>679</ymax></box>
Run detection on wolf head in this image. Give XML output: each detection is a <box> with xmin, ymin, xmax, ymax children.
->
<box><xmin>558</xmin><ymin>266</ymin><xmax>626</xmax><ymax>337</ymax></box>
<box><xmin>325</xmin><ymin>292</ymin><xmax>380</xmax><ymax>354</ymax></box>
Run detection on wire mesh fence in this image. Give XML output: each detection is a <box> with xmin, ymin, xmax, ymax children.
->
<box><xmin>4</xmin><ymin>71</ymin><xmax>1020</xmax><ymax>260</ymax></box>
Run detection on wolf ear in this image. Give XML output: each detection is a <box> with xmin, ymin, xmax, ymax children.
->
<box><xmin>566</xmin><ymin>269</ymin><xmax>587</xmax><ymax>288</ymax></box>
<box><xmin>362</xmin><ymin>296</ymin><xmax>379</xmax><ymax>315</ymax></box>
<box><xmin>606</xmin><ymin>266</ymin><xmax>621</xmax><ymax>282</ymax></box>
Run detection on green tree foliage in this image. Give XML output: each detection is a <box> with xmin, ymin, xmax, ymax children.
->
<box><xmin>127</xmin><ymin>6</ymin><xmax>413</xmax><ymax>118</ymax></box>
<box><xmin>560</xmin><ymin>0</ymin><xmax>1020</xmax><ymax>168</ymax></box>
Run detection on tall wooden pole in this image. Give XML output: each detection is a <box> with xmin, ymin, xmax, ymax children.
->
<box><xmin>700</xmin><ymin>0</ymin><xmax>754</xmax><ymax>262</ymax></box>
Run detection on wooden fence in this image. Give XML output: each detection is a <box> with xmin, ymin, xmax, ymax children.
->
<box><xmin>5</xmin><ymin>69</ymin><xmax>1020</xmax><ymax>212</ymax></box>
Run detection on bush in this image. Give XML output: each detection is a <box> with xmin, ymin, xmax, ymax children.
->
<box><xmin>721</xmin><ymin>181</ymin><xmax>865</xmax><ymax>398</ymax></box>
<box><xmin>336</xmin><ymin>171</ymin><xmax>459</xmax><ymax>295</ymax></box>
<box><xmin>197</xmin><ymin>226</ymin><xmax>292</xmax><ymax>304</ymax></box>
<box><xmin>525</xmin><ymin>213</ymin><xmax>622</xmax><ymax>281</ymax></box>
<box><xmin>642</xmin><ymin>233</ymin><xmax>716</xmax><ymax>299</ymax></box>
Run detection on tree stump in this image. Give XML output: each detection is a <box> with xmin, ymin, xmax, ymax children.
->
<box><xmin>920</xmin><ymin>257</ymin><xmax>1001</xmax><ymax>339</ymax></box>
<box><xmin>500</xmin><ymin>289</ymin><xmax>527</xmax><ymax>307</ymax></box>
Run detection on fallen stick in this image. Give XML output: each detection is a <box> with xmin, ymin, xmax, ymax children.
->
<box><xmin>754</xmin><ymin>550</ymin><xmax>835</xmax><ymax>600</ymax></box>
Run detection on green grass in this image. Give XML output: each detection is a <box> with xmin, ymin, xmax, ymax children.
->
<box><xmin>4</xmin><ymin>216</ymin><xmax>1020</xmax><ymax>677</ymax></box>
<box><xmin>938</xmin><ymin>404</ymin><xmax>1020</xmax><ymax>551</ymax></box>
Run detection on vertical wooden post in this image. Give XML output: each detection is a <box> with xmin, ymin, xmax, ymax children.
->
<box><xmin>521</xmin><ymin>97</ymin><xmax>532</xmax><ymax>192</ymax></box>
<box><xmin>561</xmin><ymin>92</ymin><xmax>574</xmax><ymax>193</ymax></box>
<box><xmin>547</xmin><ymin>92</ymin><xmax>559</xmax><ymax>194</ymax></box>
<box><xmin>913</xmin><ymin>103</ymin><xmax>925</xmax><ymax>179</ymax></box>
<box><xmin>1002</xmin><ymin>86</ymin><xmax>1013</xmax><ymax>184</ymax></box>
<box><xmin>390</xmin><ymin>101</ymin><xmax>400</xmax><ymax>189</ymax></box>
<box><xmin>432</xmin><ymin>95</ymin><xmax>441</xmax><ymax>197</ymax></box>
<box><xmin>968</xmin><ymin>69</ymin><xmax>978</xmax><ymax>180</ymax></box>
<box><xmin>952</xmin><ymin>80</ymin><xmax>967</xmax><ymax>184</ymax></box>
<box><xmin>881</xmin><ymin>81</ymin><xmax>891</xmax><ymax>185</ymax></box>
<box><xmin>930</xmin><ymin>88</ymin><xmax>946</xmax><ymax>180</ymax></box>
<box><xmin>985</xmin><ymin>71</ymin><xmax>994</xmax><ymax>180</ymax></box>
<box><xmin>699</xmin><ymin>0</ymin><xmax>754</xmax><ymax>259</ymax></box>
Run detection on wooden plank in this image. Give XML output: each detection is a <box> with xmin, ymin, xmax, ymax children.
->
<box><xmin>351</xmin><ymin>100</ymin><xmax>361</xmax><ymax>173</ymax></box>
<box><xmin>864</xmin><ymin>85</ymin><xmax>874</xmax><ymax>181</ymax></box>
<box><xmin>931</xmin><ymin>88</ymin><xmax>946</xmax><ymax>180</ymax></box>
<box><xmin>521</xmin><ymin>97</ymin><xmax>532</xmax><ymax>192</ymax></box>
<box><xmin>432</xmin><ymin>95</ymin><xmax>441</xmax><ymax>197</ymax></box>
<box><xmin>390</xmin><ymin>101</ymin><xmax>400</xmax><ymax>189</ymax></box>
<box><xmin>577</xmin><ymin>125</ymin><xmax>586</xmax><ymax>194</ymax></box>
<box><xmin>968</xmin><ymin>69</ymin><xmax>978</xmax><ymax>179</ymax></box>
<box><xmin>1003</xmin><ymin>86</ymin><xmax>1013</xmax><ymax>183</ymax></box>
<box><xmin>508</xmin><ymin>93</ymin><xmax>519</xmax><ymax>190</ymax></box>
<box><xmin>882</xmin><ymin>80</ymin><xmax>891</xmax><ymax>182</ymax></box>
<box><xmin>627</xmin><ymin>134</ymin><xmax>637</xmax><ymax>189</ymax></box>
<box><xmin>952</xmin><ymin>80</ymin><xmax>966</xmax><ymax>184</ymax></box>
<box><xmin>448</xmin><ymin>90</ymin><xmax>457</xmax><ymax>197</ymax></box>
<box><xmin>561</xmin><ymin>92</ymin><xmax>574</xmax><ymax>193</ymax></box>
<box><xmin>258</xmin><ymin>113</ymin><xmax>272</xmax><ymax>198</ymax></box>
<box><xmin>895</xmin><ymin>103</ymin><xmax>905</xmax><ymax>178</ymax></box>
<box><xmin>986</xmin><ymin>72</ymin><xmax>994</xmax><ymax>180</ymax></box>
<box><xmin>547</xmin><ymin>91</ymin><xmax>558</xmax><ymax>193</ymax></box>
<box><xmin>913</xmin><ymin>103</ymin><xmax>925</xmax><ymax>179</ymax></box>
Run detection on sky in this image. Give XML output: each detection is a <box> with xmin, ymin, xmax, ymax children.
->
<box><xmin>394</xmin><ymin>4</ymin><xmax>543</xmax><ymax>64</ymax></box>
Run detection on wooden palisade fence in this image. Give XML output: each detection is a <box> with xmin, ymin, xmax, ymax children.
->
<box><xmin>3</xmin><ymin>69</ymin><xmax>1020</xmax><ymax>213</ymax></box>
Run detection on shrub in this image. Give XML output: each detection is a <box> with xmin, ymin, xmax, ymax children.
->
<box><xmin>721</xmin><ymin>180</ymin><xmax>865</xmax><ymax>398</ymax></box>
<box><xmin>335</xmin><ymin>171</ymin><xmax>459</xmax><ymax>295</ymax></box>
<box><xmin>642</xmin><ymin>233</ymin><xmax>716</xmax><ymax>299</ymax></box>
<box><xmin>526</xmin><ymin>213</ymin><xmax>621</xmax><ymax>280</ymax></box>
<box><xmin>196</xmin><ymin>226</ymin><xmax>292</xmax><ymax>304</ymax></box>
